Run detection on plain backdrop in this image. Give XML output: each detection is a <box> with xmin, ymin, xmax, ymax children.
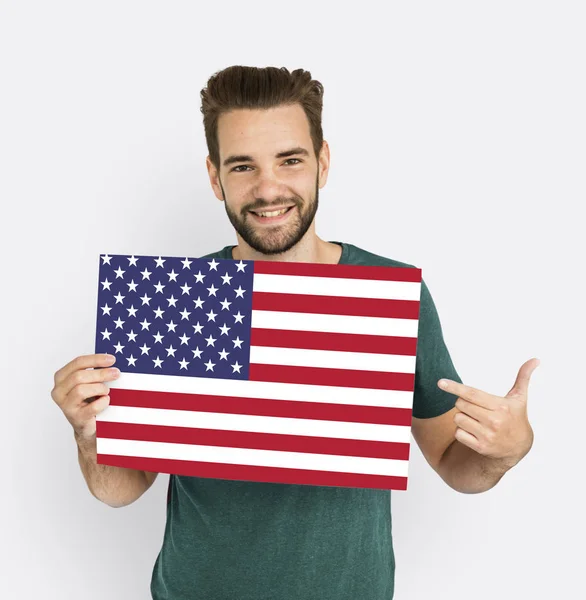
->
<box><xmin>1</xmin><ymin>1</ymin><xmax>584</xmax><ymax>598</ymax></box>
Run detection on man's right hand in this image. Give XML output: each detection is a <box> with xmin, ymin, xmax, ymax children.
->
<box><xmin>51</xmin><ymin>353</ymin><xmax>121</xmax><ymax>440</ymax></box>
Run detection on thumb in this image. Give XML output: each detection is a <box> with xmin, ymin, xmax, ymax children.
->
<box><xmin>506</xmin><ymin>357</ymin><xmax>540</xmax><ymax>399</ymax></box>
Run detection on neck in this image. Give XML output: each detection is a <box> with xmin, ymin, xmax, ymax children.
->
<box><xmin>231</xmin><ymin>231</ymin><xmax>342</xmax><ymax>265</ymax></box>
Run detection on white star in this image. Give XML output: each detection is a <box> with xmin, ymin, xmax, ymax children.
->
<box><xmin>167</xmin><ymin>269</ymin><xmax>179</xmax><ymax>282</ymax></box>
<box><xmin>140</xmin><ymin>293</ymin><xmax>152</xmax><ymax>305</ymax></box>
<box><xmin>100</xmin><ymin>303</ymin><xmax>112</xmax><ymax>316</ymax></box>
<box><xmin>166</xmin><ymin>345</ymin><xmax>177</xmax><ymax>357</ymax></box>
<box><xmin>128</xmin><ymin>255</ymin><xmax>139</xmax><ymax>267</ymax></box>
<box><xmin>140</xmin><ymin>318</ymin><xmax>151</xmax><ymax>330</ymax></box>
<box><xmin>179</xmin><ymin>333</ymin><xmax>190</xmax><ymax>345</ymax></box>
<box><xmin>167</xmin><ymin>295</ymin><xmax>178</xmax><ymax>307</ymax></box>
<box><xmin>221</xmin><ymin>273</ymin><xmax>233</xmax><ymax>285</ymax></box>
<box><xmin>153</xmin><ymin>331</ymin><xmax>164</xmax><ymax>343</ymax></box>
<box><xmin>113</xmin><ymin>317</ymin><xmax>125</xmax><ymax>329</ymax></box>
<box><xmin>193</xmin><ymin>296</ymin><xmax>205</xmax><ymax>309</ymax></box>
<box><xmin>154</xmin><ymin>281</ymin><xmax>165</xmax><ymax>293</ymax></box>
<box><xmin>218</xmin><ymin>348</ymin><xmax>229</xmax><ymax>360</ymax></box>
<box><xmin>113</xmin><ymin>342</ymin><xmax>125</xmax><ymax>353</ymax></box>
<box><xmin>235</xmin><ymin>261</ymin><xmax>247</xmax><ymax>273</ymax></box>
<box><xmin>234</xmin><ymin>311</ymin><xmax>245</xmax><ymax>324</ymax></box>
<box><xmin>231</xmin><ymin>361</ymin><xmax>242</xmax><ymax>373</ymax></box>
<box><xmin>194</xmin><ymin>271</ymin><xmax>205</xmax><ymax>283</ymax></box>
<box><xmin>126</xmin><ymin>330</ymin><xmax>138</xmax><ymax>342</ymax></box>
<box><xmin>192</xmin><ymin>321</ymin><xmax>204</xmax><ymax>335</ymax></box>
<box><xmin>114</xmin><ymin>292</ymin><xmax>125</xmax><ymax>304</ymax></box>
<box><xmin>126</xmin><ymin>354</ymin><xmax>137</xmax><ymax>367</ymax></box>
<box><xmin>220</xmin><ymin>298</ymin><xmax>232</xmax><ymax>311</ymax></box>
<box><xmin>101</xmin><ymin>278</ymin><xmax>112</xmax><ymax>291</ymax></box>
<box><xmin>139</xmin><ymin>343</ymin><xmax>151</xmax><ymax>355</ymax></box>
<box><xmin>140</xmin><ymin>268</ymin><xmax>152</xmax><ymax>280</ymax></box>
<box><xmin>192</xmin><ymin>347</ymin><xmax>203</xmax><ymax>359</ymax></box>
<box><xmin>114</xmin><ymin>266</ymin><xmax>125</xmax><ymax>279</ymax></box>
<box><xmin>181</xmin><ymin>257</ymin><xmax>193</xmax><ymax>269</ymax></box>
<box><xmin>208</xmin><ymin>259</ymin><xmax>219</xmax><ymax>271</ymax></box>
<box><xmin>154</xmin><ymin>256</ymin><xmax>166</xmax><ymax>268</ymax></box>
<box><xmin>180</xmin><ymin>308</ymin><xmax>191</xmax><ymax>320</ymax></box>
<box><xmin>206</xmin><ymin>309</ymin><xmax>217</xmax><ymax>322</ymax></box>
<box><xmin>153</xmin><ymin>356</ymin><xmax>164</xmax><ymax>368</ymax></box>
<box><xmin>126</xmin><ymin>305</ymin><xmax>138</xmax><ymax>317</ymax></box>
<box><xmin>178</xmin><ymin>358</ymin><xmax>189</xmax><ymax>370</ymax></box>
<box><xmin>219</xmin><ymin>323</ymin><xmax>231</xmax><ymax>336</ymax></box>
<box><xmin>167</xmin><ymin>320</ymin><xmax>178</xmax><ymax>333</ymax></box>
<box><xmin>101</xmin><ymin>254</ymin><xmax>112</xmax><ymax>265</ymax></box>
<box><xmin>234</xmin><ymin>286</ymin><xmax>245</xmax><ymax>298</ymax></box>
<box><xmin>205</xmin><ymin>334</ymin><xmax>217</xmax><ymax>347</ymax></box>
<box><xmin>180</xmin><ymin>283</ymin><xmax>192</xmax><ymax>295</ymax></box>
<box><xmin>232</xmin><ymin>336</ymin><xmax>243</xmax><ymax>349</ymax></box>
<box><xmin>126</xmin><ymin>279</ymin><xmax>139</xmax><ymax>292</ymax></box>
<box><xmin>153</xmin><ymin>306</ymin><xmax>165</xmax><ymax>318</ymax></box>
<box><xmin>207</xmin><ymin>284</ymin><xmax>218</xmax><ymax>297</ymax></box>
<box><xmin>204</xmin><ymin>359</ymin><xmax>216</xmax><ymax>371</ymax></box>
<box><xmin>100</xmin><ymin>328</ymin><xmax>112</xmax><ymax>340</ymax></box>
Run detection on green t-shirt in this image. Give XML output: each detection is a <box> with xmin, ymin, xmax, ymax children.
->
<box><xmin>150</xmin><ymin>241</ymin><xmax>462</xmax><ymax>600</ymax></box>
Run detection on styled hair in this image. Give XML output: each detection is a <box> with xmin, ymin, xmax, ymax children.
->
<box><xmin>200</xmin><ymin>65</ymin><xmax>325</xmax><ymax>171</ymax></box>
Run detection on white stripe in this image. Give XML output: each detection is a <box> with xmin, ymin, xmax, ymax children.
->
<box><xmin>251</xmin><ymin>310</ymin><xmax>419</xmax><ymax>337</ymax></box>
<box><xmin>250</xmin><ymin>346</ymin><xmax>416</xmax><ymax>373</ymax></box>
<box><xmin>97</xmin><ymin>438</ymin><xmax>410</xmax><ymax>478</ymax></box>
<box><xmin>253</xmin><ymin>272</ymin><xmax>421</xmax><ymax>301</ymax></box>
<box><xmin>97</xmin><ymin>405</ymin><xmax>412</xmax><ymax>443</ymax></box>
<box><xmin>106</xmin><ymin>373</ymin><xmax>415</xmax><ymax>409</ymax></box>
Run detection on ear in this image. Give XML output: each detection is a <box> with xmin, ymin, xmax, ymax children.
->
<box><xmin>206</xmin><ymin>156</ymin><xmax>225</xmax><ymax>202</ymax></box>
<box><xmin>318</xmin><ymin>140</ymin><xmax>330</xmax><ymax>189</ymax></box>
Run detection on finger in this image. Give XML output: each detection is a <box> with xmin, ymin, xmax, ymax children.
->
<box><xmin>54</xmin><ymin>353</ymin><xmax>116</xmax><ymax>387</ymax></box>
<box><xmin>79</xmin><ymin>394</ymin><xmax>111</xmax><ymax>417</ymax></box>
<box><xmin>63</xmin><ymin>364</ymin><xmax>120</xmax><ymax>398</ymax></box>
<box><xmin>438</xmin><ymin>379</ymin><xmax>498</xmax><ymax>409</ymax></box>
<box><xmin>63</xmin><ymin>382</ymin><xmax>114</xmax><ymax>412</ymax></box>
<box><xmin>453</xmin><ymin>411</ymin><xmax>484</xmax><ymax>439</ymax></box>
<box><xmin>454</xmin><ymin>427</ymin><xmax>481</xmax><ymax>453</ymax></box>
<box><xmin>455</xmin><ymin>397</ymin><xmax>494</xmax><ymax>424</ymax></box>
<box><xmin>506</xmin><ymin>357</ymin><xmax>540</xmax><ymax>398</ymax></box>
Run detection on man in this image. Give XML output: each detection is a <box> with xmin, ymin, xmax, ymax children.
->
<box><xmin>51</xmin><ymin>65</ymin><xmax>538</xmax><ymax>600</ymax></box>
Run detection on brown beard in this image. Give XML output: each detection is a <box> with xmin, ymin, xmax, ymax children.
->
<box><xmin>221</xmin><ymin>174</ymin><xmax>319</xmax><ymax>256</ymax></box>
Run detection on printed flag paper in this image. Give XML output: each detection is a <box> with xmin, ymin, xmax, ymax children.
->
<box><xmin>94</xmin><ymin>253</ymin><xmax>422</xmax><ymax>490</ymax></box>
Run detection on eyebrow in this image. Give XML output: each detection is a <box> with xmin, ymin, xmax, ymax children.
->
<box><xmin>222</xmin><ymin>146</ymin><xmax>310</xmax><ymax>168</ymax></box>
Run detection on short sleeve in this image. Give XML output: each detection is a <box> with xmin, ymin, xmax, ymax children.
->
<box><xmin>412</xmin><ymin>278</ymin><xmax>463</xmax><ymax>419</ymax></box>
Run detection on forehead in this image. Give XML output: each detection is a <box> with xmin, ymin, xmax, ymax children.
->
<box><xmin>216</xmin><ymin>104</ymin><xmax>312</xmax><ymax>157</ymax></box>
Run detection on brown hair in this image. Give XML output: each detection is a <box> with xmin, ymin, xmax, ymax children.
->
<box><xmin>200</xmin><ymin>65</ymin><xmax>325</xmax><ymax>171</ymax></box>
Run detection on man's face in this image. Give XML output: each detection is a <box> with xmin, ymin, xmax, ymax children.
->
<box><xmin>207</xmin><ymin>103</ymin><xmax>328</xmax><ymax>255</ymax></box>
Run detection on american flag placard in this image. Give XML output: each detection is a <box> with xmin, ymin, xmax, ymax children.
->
<box><xmin>94</xmin><ymin>253</ymin><xmax>422</xmax><ymax>490</ymax></box>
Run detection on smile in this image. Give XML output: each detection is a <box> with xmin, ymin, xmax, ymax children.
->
<box><xmin>249</xmin><ymin>205</ymin><xmax>295</xmax><ymax>223</ymax></box>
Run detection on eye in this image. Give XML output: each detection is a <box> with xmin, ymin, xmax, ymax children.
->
<box><xmin>284</xmin><ymin>158</ymin><xmax>301</xmax><ymax>165</ymax></box>
<box><xmin>231</xmin><ymin>165</ymin><xmax>251</xmax><ymax>173</ymax></box>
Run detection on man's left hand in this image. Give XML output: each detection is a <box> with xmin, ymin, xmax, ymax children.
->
<box><xmin>437</xmin><ymin>358</ymin><xmax>540</xmax><ymax>468</ymax></box>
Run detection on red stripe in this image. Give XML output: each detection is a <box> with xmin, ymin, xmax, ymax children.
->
<box><xmin>253</xmin><ymin>260</ymin><xmax>421</xmax><ymax>282</ymax></box>
<box><xmin>109</xmin><ymin>388</ymin><xmax>413</xmax><ymax>426</ymax></box>
<box><xmin>97</xmin><ymin>454</ymin><xmax>408</xmax><ymax>491</ymax></box>
<box><xmin>252</xmin><ymin>292</ymin><xmax>420</xmax><ymax>319</ymax></box>
<box><xmin>250</xmin><ymin>328</ymin><xmax>418</xmax><ymax>355</ymax></box>
<box><xmin>96</xmin><ymin>421</ymin><xmax>411</xmax><ymax>460</ymax></box>
<box><xmin>249</xmin><ymin>364</ymin><xmax>415</xmax><ymax>391</ymax></box>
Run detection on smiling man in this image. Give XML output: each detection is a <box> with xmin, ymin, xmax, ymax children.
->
<box><xmin>54</xmin><ymin>65</ymin><xmax>538</xmax><ymax>600</ymax></box>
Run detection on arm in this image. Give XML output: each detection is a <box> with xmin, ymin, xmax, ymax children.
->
<box><xmin>75</xmin><ymin>432</ymin><xmax>158</xmax><ymax>508</ymax></box>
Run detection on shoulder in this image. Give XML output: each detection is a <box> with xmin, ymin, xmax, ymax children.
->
<box><xmin>199</xmin><ymin>245</ymin><xmax>233</xmax><ymax>260</ymax></box>
<box><xmin>340</xmin><ymin>242</ymin><xmax>417</xmax><ymax>269</ymax></box>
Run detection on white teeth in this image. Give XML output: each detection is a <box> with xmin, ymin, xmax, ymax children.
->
<box><xmin>255</xmin><ymin>208</ymin><xmax>289</xmax><ymax>217</ymax></box>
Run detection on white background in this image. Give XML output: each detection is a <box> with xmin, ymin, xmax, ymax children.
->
<box><xmin>1</xmin><ymin>1</ymin><xmax>584</xmax><ymax>598</ymax></box>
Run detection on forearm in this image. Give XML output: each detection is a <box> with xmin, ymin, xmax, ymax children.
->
<box><xmin>75</xmin><ymin>432</ymin><xmax>149</xmax><ymax>508</ymax></box>
<box><xmin>437</xmin><ymin>440</ymin><xmax>516</xmax><ymax>494</ymax></box>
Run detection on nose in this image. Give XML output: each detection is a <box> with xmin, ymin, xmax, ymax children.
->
<box><xmin>252</xmin><ymin>169</ymin><xmax>288</xmax><ymax>201</ymax></box>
